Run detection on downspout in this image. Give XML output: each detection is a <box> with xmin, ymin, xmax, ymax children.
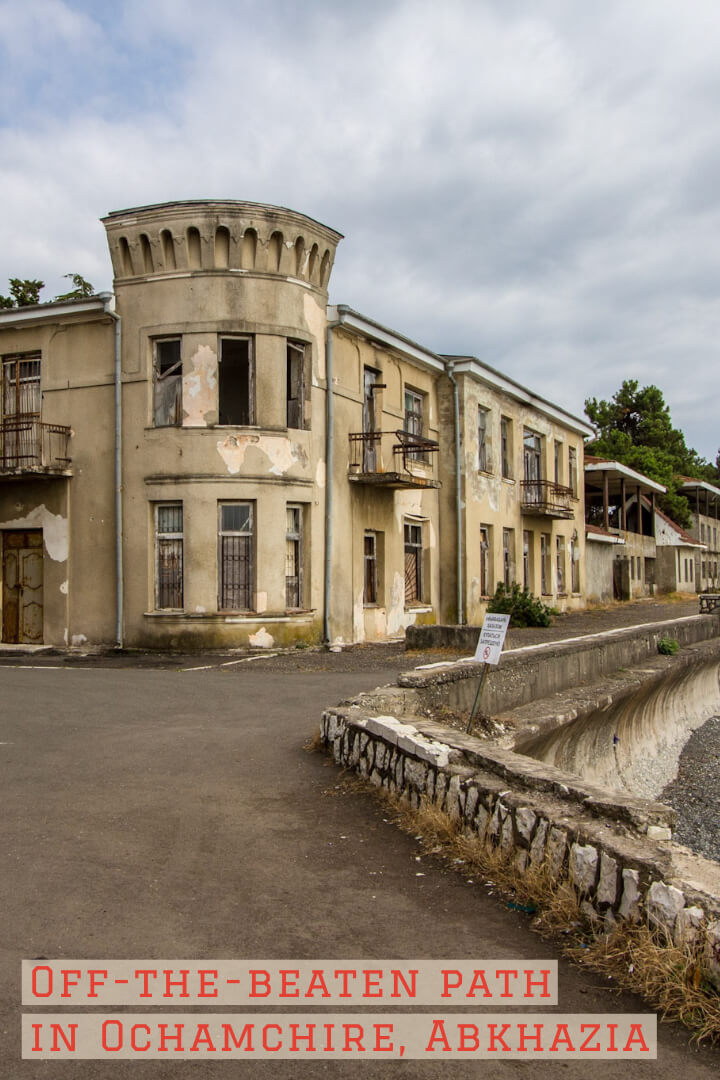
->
<box><xmin>446</xmin><ymin>361</ymin><xmax>464</xmax><ymax>624</ymax></box>
<box><xmin>323</xmin><ymin>315</ymin><xmax>340</xmax><ymax>644</ymax></box>
<box><xmin>100</xmin><ymin>293</ymin><xmax>123</xmax><ymax>648</ymax></box>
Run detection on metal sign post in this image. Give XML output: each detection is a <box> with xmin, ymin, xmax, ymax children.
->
<box><xmin>466</xmin><ymin>613</ymin><xmax>510</xmax><ymax>735</ymax></box>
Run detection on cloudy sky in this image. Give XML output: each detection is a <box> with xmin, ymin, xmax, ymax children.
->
<box><xmin>1</xmin><ymin>0</ymin><xmax>719</xmax><ymax>459</ymax></box>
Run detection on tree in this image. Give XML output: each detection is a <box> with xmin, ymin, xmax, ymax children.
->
<box><xmin>0</xmin><ymin>278</ymin><xmax>45</xmax><ymax>308</ymax></box>
<box><xmin>53</xmin><ymin>273</ymin><xmax>95</xmax><ymax>301</ymax></box>
<box><xmin>584</xmin><ymin>380</ymin><xmax>716</xmax><ymax>528</ymax></box>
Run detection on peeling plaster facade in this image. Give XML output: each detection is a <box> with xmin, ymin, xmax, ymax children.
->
<box><xmin>0</xmin><ymin>198</ymin><xmax>593</xmax><ymax>649</ymax></box>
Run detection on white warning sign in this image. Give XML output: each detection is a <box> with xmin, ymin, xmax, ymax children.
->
<box><xmin>473</xmin><ymin>613</ymin><xmax>510</xmax><ymax>666</ymax></box>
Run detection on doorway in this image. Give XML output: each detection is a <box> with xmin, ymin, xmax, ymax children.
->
<box><xmin>2</xmin><ymin>530</ymin><xmax>43</xmax><ymax>643</ymax></box>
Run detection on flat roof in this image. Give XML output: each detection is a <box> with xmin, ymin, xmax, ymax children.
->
<box><xmin>584</xmin><ymin>457</ymin><xmax>666</xmax><ymax>494</ymax></box>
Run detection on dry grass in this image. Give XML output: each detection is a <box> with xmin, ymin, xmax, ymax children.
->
<box><xmin>363</xmin><ymin>784</ymin><xmax>720</xmax><ymax>1043</ymax></box>
<box><xmin>303</xmin><ymin>726</ymin><xmax>325</xmax><ymax>753</ymax></box>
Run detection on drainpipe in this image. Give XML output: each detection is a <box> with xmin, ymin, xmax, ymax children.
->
<box><xmin>323</xmin><ymin>316</ymin><xmax>340</xmax><ymax>644</ymax></box>
<box><xmin>446</xmin><ymin>361</ymin><xmax>464</xmax><ymax>624</ymax></box>
<box><xmin>100</xmin><ymin>293</ymin><xmax>123</xmax><ymax>648</ymax></box>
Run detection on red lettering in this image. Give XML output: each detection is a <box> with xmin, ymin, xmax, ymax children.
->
<box><xmin>262</xmin><ymin>1024</ymin><xmax>282</xmax><ymax>1052</ymax></box>
<box><xmin>441</xmin><ymin>970</ymin><xmax>462</xmax><ymax>998</ymax></box>
<box><xmin>130</xmin><ymin>1024</ymin><xmax>151</xmax><ymax>1052</ymax></box>
<box><xmin>579</xmin><ymin>1024</ymin><xmax>601</xmax><ymax>1051</ymax></box>
<box><xmin>280</xmin><ymin>970</ymin><xmax>300</xmax><ymax>997</ymax></box>
<box><xmin>466</xmin><ymin>970</ymin><xmax>492</xmax><ymax>998</ymax></box>
<box><xmin>518</xmin><ymin>1023</ymin><xmax>543</xmax><ymax>1052</ymax></box>
<box><xmin>102</xmin><ymin>1020</ymin><xmax>123</xmax><ymax>1052</ymax></box>
<box><xmin>343</xmin><ymin>1024</ymin><xmax>365</xmax><ymax>1052</ymax></box>
<box><xmin>607</xmin><ymin>1023</ymin><xmax>618</xmax><ymax>1051</ymax></box>
<box><xmin>363</xmin><ymin>970</ymin><xmax>383</xmax><ymax>998</ymax></box>
<box><xmin>250</xmin><ymin>970</ymin><xmax>271</xmax><ymax>997</ymax></box>
<box><xmin>549</xmin><ymin>1024</ymin><xmax>575</xmax><ymax>1052</ymax></box>
<box><xmin>162</xmin><ymin>969</ymin><xmax>189</xmax><ymax>998</ymax></box>
<box><xmin>31</xmin><ymin>966</ymin><xmax>52</xmax><ymax>998</ymax></box>
<box><xmin>50</xmin><ymin>1023</ymin><xmax>77</xmax><ymax>1052</ymax></box>
<box><xmin>623</xmin><ymin>1025</ymin><xmax>650</xmax><ymax>1052</ymax></box>
<box><xmin>305</xmin><ymin>969</ymin><xmax>331</xmax><ymax>998</ymax></box>
<box><xmin>425</xmin><ymin>1019</ymin><xmax>451</xmax><ymax>1051</ymax></box>
<box><xmin>391</xmin><ymin>969</ymin><xmax>417</xmax><ymax>998</ymax></box>
<box><xmin>134</xmin><ymin>969</ymin><xmax>157</xmax><ymax>998</ymax></box>
<box><xmin>524</xmin><ymin>969</ymin><xmax>551</xmax><ymax>998</ymax></box>
<box><xmin>61</xmin><ymin>970</ymin><xmax>81</xmax><ymax>998</ymax></box>
<box><xmin>198</xmin><ymin>970</ymin><xmax>218</xmax><ymax>998</ymax></box>
<box><xmin>30</xmin><ymin>1023</ymin><xmax>43</xmax><ymax>1052</ymax></box>
<box><xmin>88</xmin><ymin>969</ymin><xmax>107</xmax><ymax>998</ymax></box>
<box><xmin>333</xmin><ymin>969</ymin><xmax>357</xmax><ymax>997</ymax></box>
<box><xmin>495</xmin><ymin>969</ymin><xmax>519</xmax><ymax>997</ymax></box>
<box><xmin>373</xmin><ymin>1023</ymin><xmax>394</xmax><ymax>1051</ymax></box>
<box><xmin>488</xmin><ymin>1024</ymin><xmax>512</xmax><ymax>1052</ymax></box>
<box><xmin>458</xmin><ymin>1024</ymin><xmax>480</xmax><ymax>1051</ymax></box>
<box><xmin>158</xmin><ymin>1024</ymin><xmax>184</xmax><ymax>1052</ymax></box>
<box><xmin>289</xmin><ymin>1024</ymin><xmax>316</xmax><ymax>1051</ymax></box>
<box><xmin>190</xmin><ymin>1024</ymin><xmax>216</xmax><ymax>1052</ymax></box>
<box><xmin>322</xmin><ymin>1023</ymin><xmax>335</xmax><ymax>1051</ymax></box>
<box><xmin>222</xmin><ymin>1023</ymin><xmax>254</xmax><ymax>1051</ymax></box>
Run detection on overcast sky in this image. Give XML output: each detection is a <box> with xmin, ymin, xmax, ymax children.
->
<box><xmin>1</xmin><ymin>0</ymin><xmax>718</xmax><ymax>459</ymax></box>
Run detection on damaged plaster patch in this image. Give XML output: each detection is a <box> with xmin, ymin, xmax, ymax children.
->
<box><xmin>195</xmin><ymin>606</ymin><xmax>206</xmax><ymax>614</ymax></box>
<box><xmin>249</xmin><ymin>627</ymin><xmax>274</xmax><ymax>649</ymax></box>
<box><xmin>183</xmin><ymin>345</ymin><xmax>217</xmax><ymax>426</ymax></box>
<box><xmin>353</xmin><ymin>589</ymin><xmax>365</xmax><ymax>643</ymax></box>
<box><xmin>216</xmin><ymin>434</ymin><xmax>306</xmax><ymax>476</ymax></box>
<box><xmin>315</xmin><ymin>459</ymin><xmax>326</xmax><ymax>489</ymax></box>
<box><xmin>0</xmin><ymin>505</ymin><xmax>68</xmax><ymax>561</ymax></box>
<box><xmin>393</xmin><ymin>490</ymin><xmax>424</xmax><ymax>532</ymax></box>
<box><xmin>255</xmin><ymin>591</ymin><xmax>268</xmax><ymax>613</ymax></box>
<box><xmin>386</xmin><ymin>571</ymin><xmax>417</xmax><ymax>637</ymax></box>
<box><xmin>60</xmin><ymin>580</ymin><xmax>68</xmax><ymax>595</ymax></box>
<box><xmin>71</xmin><ymin>634</ymin><xmax>87</xmax><ymax>647</ymax></box>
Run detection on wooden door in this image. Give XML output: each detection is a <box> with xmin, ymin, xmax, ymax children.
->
<box><xmin>2</xmin><ymin>530</ymin><xmax>43</xmax><ymax>643</ymax></box>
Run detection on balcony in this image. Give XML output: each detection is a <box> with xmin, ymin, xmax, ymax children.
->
<box><xmin>0</xmin><ymin>419</ymin><xmax>72</xmax><ymax>477</ymax></box>
<box><xmin>348</xmin><ymin>430</ymin><xmax>440</xmax><ymax>489</ymax></box>
<box><xmin>521</xmin><ymin>479</ymin><xmax>575</xmax><ymax>518</ymax></box>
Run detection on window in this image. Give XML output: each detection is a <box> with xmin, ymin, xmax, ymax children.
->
<box><xmin>404</xmin><ymin>387</ymin><xmax>425</xmax><ymax>460</ymax></box>
<box><xmin>404</xmin><ymin>521</ymin><xmax>424</xmax><ymax>604</ymax></box>
<box><xmin>218</xmin><ymin>337</ymin><xmax>253</xmax><ymax>425</ymax></box>
<box><xmin>287</xmin><ymin>341</ymin><xmax>306</xmax><ymax>429</ymax></box>
<box><xmin>701</xmin><ymin>522</ymin><xmax>706</xmax><ymax>541</ymax></box>
<box><xmin>364</xmin><ymin>532</ymin><xmax>378</xmax><ymax>605</ymax></box>
<box><xmin>285</xmin><ymin>505</ymin><xmax>303</xmax><ymax>609</ymax></box>
<box><xmin>218</xmin><ymin>502</ymin><xmax>254</xmax><ymax>610</ymax></box>
<box><xmin>153</xmin><ymin>339</ymin><xmax>182</xmax><ymax>427</ymax></box>
<box><xmin>541</xmin><ymin>533</ymin><xmax>551</xmax><ymax>594</ymax></box>
<box><xmin>155</xmin><ymin>503</ymin><xmax>183</xmax><ymax>609</ymax></box>
<box><xmin>556</xmin><ymin>535</ymin><xmax>566</xmax><ymax>594</ymax></box>
<box><xmin>501</xmin><ymin>417</ymin><xmax>513</xmax><ymax>479</ymax></box>
<box><xmin>478</xmin><ymin>407</ymin><xmax>490</xmax><ymax>471</ymax></box>
<box><xmin>480</xmin><ymin>526</ymin><xmax>491</xmax><ymax>596</ymax></box>
<box><xmin>523</xmin><ymin>429</ymin><xmax>542</xmax><ymax>502</ymax></box>
<box><xmin>2</xmin><ymin>352</ymin><xmax>41</xmax><ymax>466</ymax></box>
<box><xmin>568</xmin><ymin>446</ymin><xmax>578</xmax><ymax>497</ymax></box>
<box><xmin>502</xmin><ymin>528</ymin><xmax>515</xmax><ymax>587</ymax></box>
<box><xmin>554</xmin><ymin>441</ymin><xmax>562</xmax><ymax>485</ymax></box>
<box><xmin>523</xmin><ymin>530</ymin><xmax>532</xmax><ymax>590</ymax></box>
<box><xmin>569</xmin><ymin>535</ymin><xmax>580</xmax><ymax>593</ymax></box>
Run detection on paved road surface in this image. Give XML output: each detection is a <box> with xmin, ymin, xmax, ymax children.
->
<box><xmin>1</xmin><ymin>663</ymin><xmax>718</xmax><ymax>1078</ymax></box>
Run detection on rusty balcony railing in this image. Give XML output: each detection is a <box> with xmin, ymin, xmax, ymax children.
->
<box><xmin>521</xmin><ymin>479</ymin><xmax>574</xmax><ymax>518</ymax></box>
<box><xmin>0</xmin><ymin>418</ymin><xmax>72</xmax><ymax>473</ymax></box>
<box><xmin>348</xmin><ymin>430</ymin><xmax>440</xmax><ymax>488</ymax></box>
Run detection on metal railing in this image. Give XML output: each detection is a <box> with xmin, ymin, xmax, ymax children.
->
<box><xmin>0</xmin><ymin>418</ymin><xmax>71</xmax><ymax>472</ymax></box>
<box><xmin>521</xmin><ymin>479</ymin><xmax>574</xmax><ymax>515</ymax></box>
<box><xmin>348</xmin><ymin>430</ymin><xmax>439</xmax><ymax>477</ymax></box>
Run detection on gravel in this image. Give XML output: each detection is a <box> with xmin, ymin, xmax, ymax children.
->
<box><xmin>661</xmin><ymin>715</ymin><xmax>720</xmax><ymax>864</ymax></box>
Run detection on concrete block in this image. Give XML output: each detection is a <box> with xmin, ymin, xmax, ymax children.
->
<box><xmin>647</xmin><ymin>881</ymin><xmax>686</xmax><ymax>935</ymax></box>
<box><xmin>647</xmin><ymin>825</ymin><xmax>672</xmax><ymax>842</ymax></box>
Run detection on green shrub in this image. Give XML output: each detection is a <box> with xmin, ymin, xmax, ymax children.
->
<box><xmin>487</xmin><ymin>582</ymin><xmax>556</xmax><ymax>628</ymax></box>
<box><xmin>657</xmin><ymin>636</ymin><xmax>679</xmax><ymax>656</ymax></box>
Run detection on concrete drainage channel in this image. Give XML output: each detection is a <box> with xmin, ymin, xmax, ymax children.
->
<box><xmin>320</xmin><ymin>613</ymin><xmax>720</xmax><ymax>1004</ymax></box>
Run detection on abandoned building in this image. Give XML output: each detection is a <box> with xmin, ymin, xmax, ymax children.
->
<box><xmin>0</xmin><ymin>198</ymin><xmax>593</xmax><ymax>649</ymax></box>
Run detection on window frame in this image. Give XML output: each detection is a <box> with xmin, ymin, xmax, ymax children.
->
<box><xmin>404</xmin><ymin>520</ymin><xmax>424</xmax><ymax>606</ymax></box>
<box><xmin>285</xmin><ymin>503</ymin><xmax>304</xmax><ymax>610</ymax></box>
<box><xmin>153</xmin><ymin>338</ymin><xmax>183</xmax><ymax>427</ymax></box>
<box><xmin>218</xmin><ymin>501</ymin><xmax>255</xmax><ymax>612</ymax></box>
<box><xmin>286</xmin><ymin>340</ymin><xmax>307</xmax><ymax>430</ymax></box>
<box><xmin>364</xmin><ymin>531</ymin><xmax>378</xmax><ymax>606</ymax></box>
<box><xmin>155</xmin><ymin>502</ymin><xmax>184</xmax><ymax>610</ymax></box>
<box><xmin>501</xmin><ymin>416</ymin><xmax>513</xmax><ymax>479</ymax></box>
<box><xmin>218</xmin><ymin>335</ymin><xmax>255</xmax><ymax>426</ymax></box>
<box><xmin>479</xmin><ymin>525</ymin><xmax>491</xmax><ymax>597</ymax></box>
<box><xmin>477</xmin><ymin>406</ymin><xmax>490</xmax><ymax>472</ymax></box>
<box><xmin>502</xmin><ymin>527</ymin><xmax>515</xmax><ymax>587</ymax></box>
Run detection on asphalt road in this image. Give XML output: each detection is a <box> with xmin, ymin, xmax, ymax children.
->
<box><xmin>1</xmin><ymin>662</ymin><xmax>718</xmax><ymax>1079</ymax></box>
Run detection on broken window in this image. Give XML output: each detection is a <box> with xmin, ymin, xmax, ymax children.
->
<box><xmin>364</xmin><ymin>532</ymin><xmax>378</xmax><ymax>605</ymax></box>
<box><xmin>286</xmin><ymin>341</ymin><xmax>306</xmax><ymax>429</ymax></box>
<box><xmin>404</xmin><ymin>521</ymin><xmax>424</xmax><ymax>605</ymax></box>
<box><xmin>477</xmin><ymin>406</ymin><xmax>489</xmax><ymax>471</ymax></box>
<box><xmin>153</xmin><ymin>339</ymin><xmax>182</xmax><ymax>427</ymax></box>
<box><xmin>218</xmin><ymin>502</ymin><xmax>254</xmax><ymax>610</ymax></box>
<box><xmin>285</xmin><ymin>504</ymin><xmax>303</xmax><ymax>609</ymax></box>
<box><xmin>155</xmin><ymin>503</ymin><xmax>183</xmax><ymax>609</ymax></box>
<box><xmin>218</xmin><ymin>337</ymin><xmax>253</xmax><ymax>425</ymax></box>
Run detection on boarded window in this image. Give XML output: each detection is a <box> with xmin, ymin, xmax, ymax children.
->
<box><xmin>219</xmin><ymin>338</ymin><xmax>253</xmax><ymax>425</ymax></box>
<box><xmin>287</xmin><ymin>342</ymin><xmax>306</xmax><ymax>429</ymax></box>
<box><xmin>153</xmin><ymin>339</ymin><xmax>182</xmax><ymax>427</ymax></box>
<box><xmin>364</xmin><ymin>532</ymin><xmax>378</xmax><ymax>604</ymax></box>
<box><xmin>404</xmin><ymin>522</ymin><xmax>423</xmax><ymax>604</ymax></box>
<box><xmin>285</xmin><ymin>505</ymin><xmax>303</xmax><ymax>609</ymax></box>
<box><xmin>219</xmin><ymin>502</ymin><xmax>254</xmax><ymax>610</ymax></box>
<box><xmin>156</xmin><ymin>503</ymin><xmax>183</xmax><ymax>609</ymax></box>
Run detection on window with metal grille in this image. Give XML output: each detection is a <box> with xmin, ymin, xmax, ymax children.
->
<box><xmin>155</xmin><ymin>503</ymin><xmax>183</xmax><ymax>609</ymax></box>
<box><xmin>153</xmin><ymin>339</ymin><xmax>182</xmax><ymax>427</ymax></box>
<box><xmin>478</xmin><ymin>407</ymin><xmax>489</xmax><ymax>471</ymax></box>
<box><xmin>287</xmin><ymin>342</ymin><xmax>306</xmax><ymax>429</ymax></box>
<box><xmin>404</xmin><ymin>522</ymin><xmax>423</xmax><ymax>605</ymax></box>
<box><xmin>219</xmin><ymin>502</ymin><xmax>254</xmax><ymax>610</ymax></box>
<box><xmin>285</xmin><ymin>504</ymin><xmax>303</xmax><ymax>609</ymax></box>
<box><xmin>364</xmin><ymin>532</ymin><xmax>378</xmax><ymax>605</ymax></box>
